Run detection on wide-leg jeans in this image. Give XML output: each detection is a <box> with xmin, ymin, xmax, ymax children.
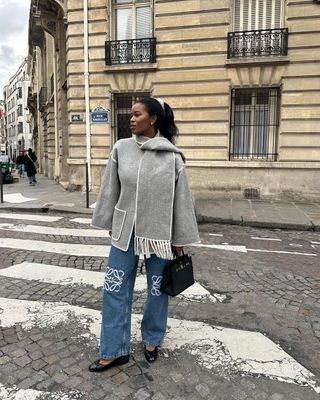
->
<box><xmin>100</xmin><ymin>236</ymin><xmax>170</xmax><ymax>359</ymax></box>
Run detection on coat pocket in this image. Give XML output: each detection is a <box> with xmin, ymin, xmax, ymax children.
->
<box><xmin>111</xmin><ymin>207</ymin><xmax>127</xmax><ymax>241</ymax></box>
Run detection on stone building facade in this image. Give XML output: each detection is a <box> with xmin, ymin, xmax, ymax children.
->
<box><xmin>0</xmin><ymin>100</ymin><xmax>5</xmax><ymax>154</ymax></box>
<box><xmin>28</xmin><ymin>0</ymin><xmax>320</xmax><ymax>200</ymax></box>
<box><xmin>2</xmin><ymin>58</ymin><xmax>32</xmax><ymax>161</ymax></box>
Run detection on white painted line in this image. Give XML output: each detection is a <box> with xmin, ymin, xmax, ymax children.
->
<box><xmin>0</xmin><ymin>223</ymin><xmax>110</xmax><ymax>238</ymax></box>
<box><xmin>247</xmin><ymin>248</ymin><xmax>317</xmax><ymax>257</ymax></box>
<box><xmin>191</xmin><ymin>243</ymin><xmax>247</xmax><ymax>253</ymax></box>
<box><xmin>3</xmin><ymin>193</ymin><xmax>37</xmax><ymax>204</ymax></box>
<box><xmin>0</xmin><ymin>383</ymin><xmax>82</xmax><ymax>400</ymax></box>
<box><xmin>209</xmin><ymin>233</ymin><xmax>223</xmax><ymax>237</ymax></box>
<box><xmin>69</xmin><ymin>218</ymin><xmax>92</xmax><ymax>224</ymax></box>
<box><xmin>0</xmin><ymin>212</ymin><xmax>63</xmax><ymax>222</ymax></box>
<box><xmin>251</xmin><ymin>236</ymin><xmax>282</xmax><ymax>242</ymax></box>
<box><xmin>311</xmin><ymin>241</ymin><xmax>320</xmax><ymax>245</ymax></box>
<box><xmin>0</xmin><ymin>262</ymin><xmax>224</xmax><ymax>303</ymax></box>
<box><xmin>0</xmin><ymin>298</ymin><xmax>319</xmax><ymax>393</ymax></box>
<box><xmin>289</xmin><ymin>243</ymin><xmax>303</xmax><ymax>248</ymax></box>
<box><xmin>0</xmin><ymin>238</ymin><xmax>110</xmax><ymax>257</ymax></box>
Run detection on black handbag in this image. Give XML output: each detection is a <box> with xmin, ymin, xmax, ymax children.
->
<box><xmin>160</xmin><ymin>251</ymin><xmax>194</xmax><ymax>296</ymax></box>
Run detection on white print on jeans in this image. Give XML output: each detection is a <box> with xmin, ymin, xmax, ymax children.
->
<box><xmin>151</xmin><ymin>275</ymin><xmax>162</xmax><ymax>296</ymax></box>
<box><xmin>104</xmin><ymin>266</ymin><xmax>124</xmax><ymax>292</ymax></box>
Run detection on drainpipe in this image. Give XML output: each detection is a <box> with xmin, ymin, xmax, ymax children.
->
<box><xmin>53</xmin><ymin>48</ymin><xmax>60</xmax><ymax>181</ymax></box>
<box><xmin>84</xmin><ymin>0</ymin><xmax>91</xmax><ymax>191</ymax></box>
<box><xmin>36</xmin><ymin>47</ymin><xmax>42</xmax><ymax>173</ymax></box>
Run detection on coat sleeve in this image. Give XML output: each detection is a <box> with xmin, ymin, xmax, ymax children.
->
<box><xmin>172</xmin><ymin>164</ymin><xmax>200</xmax><ymax>246</ymax></box>
<box><xmin>91</xmin><ymin>147</ymin><xmax>120</xmax><ymax>230</ymax></box>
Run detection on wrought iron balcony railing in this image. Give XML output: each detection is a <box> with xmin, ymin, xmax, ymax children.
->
<box><xmin>227</xmin><ymin>28</ymin><xmax>288</xmax><ymax>59</ymax></box>
<box><xmin>105</xmin><ymin>38</ymin><xmax>156</xmax><ymax>66</ymax></box>
<box><xmin>39</xmin><ymin>87</ymin><xmax>47</xmax><ymax>109</ymax></box>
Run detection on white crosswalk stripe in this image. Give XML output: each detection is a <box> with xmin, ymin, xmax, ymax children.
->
<box><xmin>0</xmin><ymin>223</ymin><xmax>110</xmax><ymax>237</ymax></box>
<box><xmin>0</xmin><ymin>212</ymin><xmax>63</xmax><ymax>222</ymax></box>
<box><xmin>0</xmin><ymin>297</ymin><xmax>319</xmax><ymax>394</ymax></box>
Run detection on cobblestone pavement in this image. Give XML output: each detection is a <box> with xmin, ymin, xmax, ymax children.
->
<box><xmin>0</xmin><ymin>211</ymin><xmax>320</xmax><ymax>399</ymax></box>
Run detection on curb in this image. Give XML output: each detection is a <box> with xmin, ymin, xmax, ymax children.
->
<box><xmin>196</xmin><ymin>215</ymin><xmax>319</xmax><ymax>232</ymax></box>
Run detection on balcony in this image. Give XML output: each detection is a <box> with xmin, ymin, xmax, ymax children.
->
<box><xmin>39</xmin><ymin>87</ymin><xmax>47</xmax><ymax>110</ymax></box>
<box><xmin>227</xmin><ymin>28</ymin><xmax>288</xmax><ymax>59</ymax></box>
<box><xmin>105</xmin><ymin>38</ymin><xmax>156</xmax><ymax>66</ymax></box>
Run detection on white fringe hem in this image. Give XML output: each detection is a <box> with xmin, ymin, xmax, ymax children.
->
<box><xmin>134</xmin><ymin>236</ymin><xmax>174</xmax><ymax>260</ymax></box>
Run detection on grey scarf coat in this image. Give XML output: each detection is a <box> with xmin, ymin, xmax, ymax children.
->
<box><xmin>92</xmin><ymin>135</ymin><xmax>200</xmax><ymax>259</ymax></box>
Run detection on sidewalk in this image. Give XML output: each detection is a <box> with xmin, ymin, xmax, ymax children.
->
<box><xmin>1</xmin><ymin>174</ymin><xmax>320</xmax><ymax>231</ymax></box>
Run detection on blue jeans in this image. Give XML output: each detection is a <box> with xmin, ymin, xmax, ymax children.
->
<box><xmin>18</xmin><ymin>164</ymin><xmax>24</xmax><ymax>176</ymax></box>
<box><xmin>100</xmin><ymin>236</ymin><xmax>170</xmax><ymax>359</ymax></box>
<box><xmin>28</xmin><ymin>175</ymin><xmax>37</xmax><ymax>183</ymax></box>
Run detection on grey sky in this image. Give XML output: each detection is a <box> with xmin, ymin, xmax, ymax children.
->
<box><xmin>0</xmin><ymin>0</ymin><xmax>30</xmax><ymax>99</ymax></box>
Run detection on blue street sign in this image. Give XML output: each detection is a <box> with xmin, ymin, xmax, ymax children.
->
<box><xmin>91</xmin><ymin>106</ymin><xmax>109</xmax><ymax>123</ymax></box>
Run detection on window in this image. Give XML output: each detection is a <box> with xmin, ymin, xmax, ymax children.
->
<box><xmin>18</xmin><ymin>122</ymin><xmax>23</xmax><ymax>134</ymax></box>
<box><xmin>229</xmin><ymin>88</ymin><xmax>280</xmax><ymax>161</ymax></box>
<box><xmin>17</xmin><ymin>105</ymin><xmax>23</xmax><ymax>117</ymax></box>
<box><xmin>113</xmin><ymin>0</ymin><xmax>152</xmax><ymax>41</ymax></box>
<box><xmin>229</xmin><ymin>0</ymin><xmax>287</xmax><ymax>58</ymax></box>
<box><xmin>114</xmin><ymin>93</ymin><xmax>149</xmax><ymax>141</ymax></box>
<box><xmin>234</xmin><ymin>0</ymin><xmax>282</xmax><ymax>31</ymax></box>
<box><xmin>17</xmin><ymin>87</ymin><xmax>23</xmax><ymax>99</ymax></box>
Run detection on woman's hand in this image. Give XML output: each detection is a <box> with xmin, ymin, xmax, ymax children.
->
<box><xmin>172</xmin><ymin>246</ymin><xmax>183</xmax><ymax>257</ymax></box>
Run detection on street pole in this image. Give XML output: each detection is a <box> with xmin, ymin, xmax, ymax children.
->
<box><xmin>0</xmin><ymin>166</ymin><xmax>3</xmax><ymax>204</ymax></box>
<box><xmin>86</xmin><ymin>162</ymin><xmax>89</xmax><ymax>209</ymax></box>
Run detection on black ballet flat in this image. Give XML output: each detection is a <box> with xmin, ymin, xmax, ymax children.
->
<box><xmin>144</xmin><ymin>346</ymin><xmax>158</xmax><ymax>363</ymax></box>
<box><xmin>88</xmin><ymin>355</ymin><xmax>130</xmax><ymax>372</ymax></box>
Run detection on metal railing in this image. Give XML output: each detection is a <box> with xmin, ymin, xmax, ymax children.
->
<box><xmin>39</xmin><ymin>87</ymin><xmax>47</xmax><ymax>109</ymax></box>
<box><xmin>227</xmin><ymin>28</ymin><xmax>288</xmax><ymax>59</ymax></box>
<box><xmin>105</xmin><ymin>38</ymin><xmax>156</xmax><ymax>65</ymax></box>
<box><xmin>229</xmin><ymin>88</ymin><xmax>280</xmax><ymax>161</ymax></box>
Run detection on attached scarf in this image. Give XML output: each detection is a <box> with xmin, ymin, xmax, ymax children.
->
<box><xmin>133</xmin><ymin>134</ymin><xmax>184</xmax><ymax>260</ymax></box>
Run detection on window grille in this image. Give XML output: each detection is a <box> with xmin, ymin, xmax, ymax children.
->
<box><xmin>114</xmin><ymin>93</ymin><xmax>149</xmax><ymax>141</ymax></box>
<box><xmin>229</xmin><ymin>88</ymin><xmax>280</xmax><ymax>161</ymax></box>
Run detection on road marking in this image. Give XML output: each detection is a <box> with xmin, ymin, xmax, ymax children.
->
<box><xmin>0</xmin><ymin>212</ymin><xmax>63</xmax><ymax>222</ymax></box>
<box><xmin>0</xmin><ymin>223</ymin><xmax>110</xmax><ymax>238</ymax></box>
<box><xmin>0</xmin><ymin>298</ymin><xmax>318</xmax><ymax>393</ymax></box>
<box><xmin>0</xmin><ymin>238</ymin><xmax>110</xmax><ymax>257</ymax></box>
<box><xmin>251</xmin><ymin>236</ymin><xmax>282</xmax><ymax>242</ymax></box>
<box><xmin>289</xmin><ymin>243</ymin><xmax>303</xmax><ymax>248</ymax></box>
<box><xmin>209</xmin><ymin>233</ymin><xmax>223</xmax><ymax>237</ymax></box>
<box><xmin>0</xmin><ymin>383</ymin><xmax>82</xmax><ymax>400</ymax></box>
<box><xmin>0</xmin><ymin>262</ymin><xmax>224</xmax><ymax>303</ymax></box>
<box><xmin>247</xmin><ymin>248</ymin><xmax>317</xmax><ymax>257</ymax></box>
<box><xmin>69</xmin><ymin>218</ymin><xmax>92</xmax><ymax>224</ymax></box>
<box><xmin>3</xmin><ymin>193</ymin><xmax>37</xmax><ymax>204</ymax></box>
<box><xmin>311</xmin><ymin>241</ymin><xmax>320</xmax><ymax>245</ymax></box>
<box><xmin>192</xmin><ymin>243</ymin><xmax>247</xmax><ymax>253</ymax></box>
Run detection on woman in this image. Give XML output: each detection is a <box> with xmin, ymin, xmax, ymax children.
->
<box><xmin>89</xmin><ymin>97</ymin><xmax>200</xmax><ymax>372</ymax></box>
<box><xmin>25</xmin><ymin>148</ymin><xmax>37</xmax><ymax>185</ymax></box>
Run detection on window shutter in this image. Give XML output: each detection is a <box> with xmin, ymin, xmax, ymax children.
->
<box><xmin>243</xmin><ymin>0</ymin><xmax>250</xmax><ymax>31</ymax></box>
<box><xmin>136</xmin><ymin>6</ymin><xmax>151</xmax><ymax>38</ymax></box>
<box><xmin>116</xmin><ymin>8</ymin><xmax>133</xmax><ymax>40</ymax></box>
<box><xmin>234</xmin><ymin>0</ymin><xmax>241</xmax><ymax>31</ymax></box>
<box><xmin>274</xmin><ymin>0</ymin><xmax>281</xmax><ymax>28</ymax></box>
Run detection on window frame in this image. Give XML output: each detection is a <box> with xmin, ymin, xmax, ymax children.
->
<box><xmin>232</xmin><ymin>0</ymin><xmax>285</xmax><ymax>32</ymax></box>
<box><xmin>229</xmin><ymin>87</ymin><xmax>281</xmax><ymax>161</ymax></box>
<box><xmin>110</xmin><ymin>0</ymin><xmax>153</xmax><ymax>41</ymax></box>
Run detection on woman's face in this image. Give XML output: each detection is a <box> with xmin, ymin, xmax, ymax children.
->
<box><xmin>130</xmin><ymin>103</ymin><xmax>156</xmax><ymax>136</ymax></box>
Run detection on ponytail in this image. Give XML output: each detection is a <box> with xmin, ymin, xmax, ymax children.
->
<box><xmin>136</xmin><ymin>97</ymin><xmax>179</xmax><ymax>144</ymax></box>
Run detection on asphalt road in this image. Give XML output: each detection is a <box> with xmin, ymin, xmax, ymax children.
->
<box><xmin>0</xmin><ymin>211</ymin><xmax>319</xmax><ymax>400</ymax></box>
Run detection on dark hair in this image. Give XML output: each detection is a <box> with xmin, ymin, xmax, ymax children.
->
<box><xmin>137</xmin><ymin>97</ymin><xmax>178</xmax><ymax>144</ymax></box>
<box><xmin>28</xmin><ymin>148</ymin><xmax>33</xmax><ymax>155</ymax></box>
